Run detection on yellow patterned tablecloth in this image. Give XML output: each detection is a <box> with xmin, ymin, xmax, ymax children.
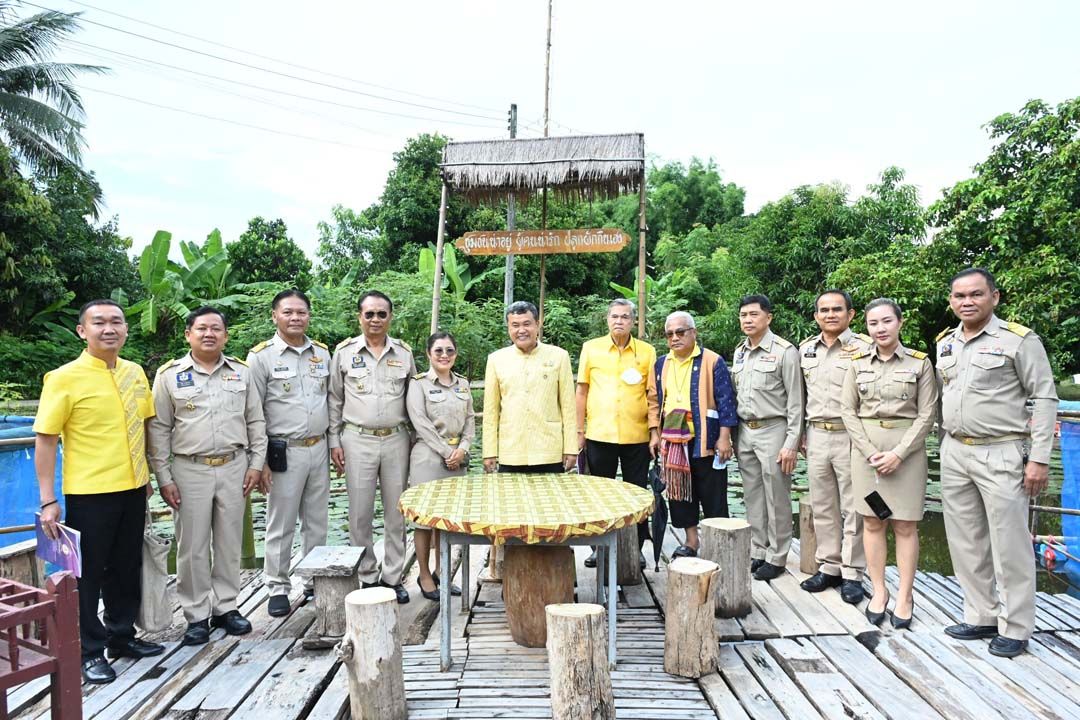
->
<box><xmin>399</xmin><ymin>473</ymin><xmax>655</xmax><ymax>544</ymax></box>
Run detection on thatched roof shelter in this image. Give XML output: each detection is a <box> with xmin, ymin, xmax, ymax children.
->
<box><xmin>441</xmin><ymin>133</ymin><xmax>645</xmax><ymax>205</ymax></box>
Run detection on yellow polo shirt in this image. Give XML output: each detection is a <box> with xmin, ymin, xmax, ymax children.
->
<box><xmin>577</xmin><ymin>335</ymin><xmax>658</xmax><ymax>444</ymax></box>
<box><xmin>662</xmin><ymin>345</ymin><xmax>701</xmax><ymax>433</ymax></box>
<box><xmin>34</xmin><ymin>351</ymin><xmax>155</xmax><ymax>494</ymax></box>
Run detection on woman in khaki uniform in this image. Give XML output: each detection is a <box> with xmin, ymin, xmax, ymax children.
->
<box><xmin>840</xmin><ymin>299</ymin><xmax>937</xmax><ymax>630</ymax></box>
<box><xmin>406</xmin><ymin>331</ymin><xmax>475</xmax><ymax>601</ymax></box>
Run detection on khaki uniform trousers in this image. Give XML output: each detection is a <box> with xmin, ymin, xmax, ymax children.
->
<box><xmin>738</xmin><ymin>420</ymin><xmax>793</xmax><ymax>567</ymax></box>
<box><xmin>342</xmin><ymin>429</ymin><xmax>410</xmax><ymax>585</ymax></box>
<box><xmin>806</xmin><ymin>425</ymin><xmax>864</xmax><ymax>580</ymax></box>
<box><xmin>263</xmin><ymin>441</ymin><xmax>330</xmax><ymax>597</ymax></box>
<box><xmin>940</xmin><ymin>434</ymin><xmax>1036</xmax><ymax>641</ymax></box>
<box><xmin>173</xmin><ymin>453</ymin><xmax>246</xmax><ymax>623</ymax></box>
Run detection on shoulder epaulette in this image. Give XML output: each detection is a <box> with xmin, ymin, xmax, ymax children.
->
<box><xmin>228</xmin><ymin>356</ymin><xmax>248</xmax><ymax>367</ymax></box>
<box><xmin>1005</xmin><ymin>322</ymin><xmax>1031</xmax><ymax>338</ymax></box>
<box><xmin>935</xmin><ymin>327</ymin><xmax>952</xmax><ymax>342</ymax></box>
<box><xmin>906</xmin><ymin>349</ymin><xmax>928</xmax><ymax>360</ymax></box>
<box><xmin>394</xmin><ymin>338</ymin><xmax>412</xmax><ymax>353</ymax></box>
<box><xmin>855</xmin><ymin>333</ymin><xmax>873</xmax><ymax>345</ymax></box>
<box><xmin>413</xmin><ymin>372</ymin><xmax>425</xmax><ymax>380</ymax></box>
<box><xmin>156</xmin><ymin>358</ymin><xmax>179</xmax><ymax>375</ymax></box>
<box><xmin>800</xmin><ymin>335</ymin><xmax>816</xmax><ymax>346</ymax></box>
<box><xmin>773</xmin><ymin>336</ymin><xmax>792</xmax><ymax>349</ymax></box>
<box><xmin>249</xmin><ymin>340</ymin><xmax>270</xmax><ymax>354</ymax></box>
<box><xmin>336</xmin><ymin>336</ymin><xmax>357</xmax><ymax>350</ymax></box>
<box><xmin>312</xmin><ymin>339</ymin><xmax>328</xmax><ymax>350</ymax></box>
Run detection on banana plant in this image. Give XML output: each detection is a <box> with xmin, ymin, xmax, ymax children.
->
<box><xmin>418</xmin><ymin>244</ymin><xmax>500</xmax><ymax>305</ymax></box>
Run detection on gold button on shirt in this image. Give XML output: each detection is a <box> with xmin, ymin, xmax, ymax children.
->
<box><xmin>578</xmin><ymin>335</ymin><xmax>659</xmax><ymax>444</ymax></box>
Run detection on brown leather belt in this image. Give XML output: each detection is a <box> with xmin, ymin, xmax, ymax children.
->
<box><xmin>950</xmin><ymin>432</ymin><xmax>1027</xmax><ymax>446</ymax></box>
<box><xmin>810</xmin><ymin>420</ymin><xmax>845</xmax><ymax>432</ymax></box>
<box><xmin>862</xmin><ymin>418</ymin><xmax>914</xmax><ymax>429</ymax></box>
<box><xmin>178</xmin><ymin>451</ymin><xmax>238</xmax><ymax>466</ymax></box>
<box><xmin>742</xmin><ymin>417</ymin><xmax>782</xmax><ymax>430</ymax></box>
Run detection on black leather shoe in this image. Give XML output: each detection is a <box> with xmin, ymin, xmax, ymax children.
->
<box><xmin>891</xmin><ymin>600</ymin><xmax>914</xmax><ymax>630</ymax></box>
<box><xmin>944</xmin><ymin>623</ymin><xmax>998</xmax><ymax>640</ymax></box>
<box><xmin>361</xmin><ymin>581</ymin><xmax>378</xmax><ymax>589</ymax></box>
<box><xmin>381</xmin><ymin>581</ymin><xmax>410</xmax><ymax>604</ymax></box>
<box><xmin>303</xmin><ymin>587</ymin><xmax>315</xmax><ymax>602</ymax></box>
<box><xmin>989</xmin><ymin>636</ymin><xmax>1027</xmax><ymax>657</ymax></box>
<box><xmin>106</xmin><ymin>637</ymin><xmax>165</xmax><ymax>659</ymax></box>
<box><xmin>211</xmin><ymin>610</ymin><xmax>252</xmax><ymax>636</ymax></box>
<box><xmin>639</xmin><ymin>556</ymin><xmax>647</xmax><ymax>570</ymax></box>
<box><xmin>82</xmin><ymin>656</ymin><xmax>115</xmax><ymax>684</ymax></box>
<box><xmin>753</xmin><ymin>562</ymin><xmax>785</xmax><ymax>581</ymax></box>
<box><xmin>584</xmin><ymin>550</ymin><xmax>598</xmax><ymax>568</ymax></box>
<box><xmin>182</xmin><ymin>620</ymin><xmax>210</xmax><ymax>646</ymax></box>
<box><xmin>751</xmin><ymin>559</ymin><xmax>765</xmax><ymax>573</ymax></box>
<box><xmin>800</xmin><ymin>572</ymin><xmax>842</xmax><ymax>593</ymax></box>
<box><xmin>267</xmin><ymin>594</ymin><xmax>290</xmax><ymax>617</ymax></box>
<box><xmin>840</xmin><ymin>580</ymin><xmax>865</xmax><ymax>605</ymax></box>
<box><xmin>671</xmin><ymin>545</ymin><xmax>697</xmax><ymax>560</ymax></box>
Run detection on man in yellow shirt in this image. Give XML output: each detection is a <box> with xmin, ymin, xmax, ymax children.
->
<box><xmin>483</xmin><ymin>301</ymin><xmax>576</xmax><ymax>473</ymax></box>
<box><xmin>576</xmin><ymin>299</ymin><xmax>660</xmax><ymax>567</ymax></box>
<box><xmin>34</xmin><ymin>300</ymin><xmax>165</xmax><ymax>684</ymax></box>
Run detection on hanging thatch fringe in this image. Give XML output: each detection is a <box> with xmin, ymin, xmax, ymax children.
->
<box><xmin>441</xmin><ymin>133</ymin><xmax>645</xmax><ymax>205</ymax></box>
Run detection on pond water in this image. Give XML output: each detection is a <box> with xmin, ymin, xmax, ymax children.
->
<box><xmin>149</xmin><ymin>434</ymin><xmax>1076</xmax><ymax>594</ymax></box>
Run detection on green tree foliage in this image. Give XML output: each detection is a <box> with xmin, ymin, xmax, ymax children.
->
<box><xmin>227</xmin><ymin>216</ymin><xmax>312</xmax><ymax>289</ymax></box>
<box><xmin>0</xmin><ymin>3</ymin><xmax>105</xmax><ymax>205</ymax></box>
<box><xmin>315</xmin><ymin>204</ymin><xmax>389</xmax><ymax>285</ymax></box>
<box><xmin>928</xmin><ymin>98</ymin><xmax>1080</xmax><ymax>372</ymax></box>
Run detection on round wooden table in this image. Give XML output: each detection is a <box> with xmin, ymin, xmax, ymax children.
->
<box><xmin>399</xmin><ymin>472</ymin><xmax>654</xmax><ymax>669</ymax></box>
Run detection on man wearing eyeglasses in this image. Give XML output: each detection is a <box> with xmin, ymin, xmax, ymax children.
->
<box><xmin>731</xmin><ymin>295</ymin><xmax>804</xmax><ymax>581</ymax></box>
<box><xmin>482</xmin><ymin>301</ymin><xmax>577</xmax><ymax>474</ymax></box>
<box><xmin>329</xmin><ymin>290</ymin><xmax>416</xmax><ymax>604</ymax></box>
<box><xmin>653</xmin><ymin>311</ymin><xmax>738</xmax><ymax>557</ymax></box>
<box><xmin>576</xmin><ymin>299</ymin><xmax>661</xmax><ymax>569</ymax></box>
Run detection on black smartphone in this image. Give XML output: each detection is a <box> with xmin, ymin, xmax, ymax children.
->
<box><xmin>267</xmin><ymin>438</ymin><xmax>288</xmax><ymax>472</ymax></box>
<box><xmin>864</xmin><ymin>491</ymin><xmax>893</xmax><ymax>520</ymax></box>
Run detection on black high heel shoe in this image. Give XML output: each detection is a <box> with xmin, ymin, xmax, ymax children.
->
<box><xmin>891</xmin><ymin>598</ymin><xmax>914</xmax><ymax>630</ymax></box>
<box><xmin>432</xmin><ymin>573</ymin><xmax>462</xmax><ymax>596</ymax></box>
<box><xmin>865</xmin><ymin>589</ymin><xmax>890</xmax><ymax>626</ymax></box>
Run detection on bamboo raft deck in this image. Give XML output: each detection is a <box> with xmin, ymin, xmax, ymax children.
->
<box><xmin>7</xmin><ymin>529</ymin><xmax>1080</xmax><ymax>720</ymax></box>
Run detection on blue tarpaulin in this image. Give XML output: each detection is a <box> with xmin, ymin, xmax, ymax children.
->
<box><xmin>0</xmin><ymin>415</ymin><xmax>63</xmax><ymax>545</ymax></box>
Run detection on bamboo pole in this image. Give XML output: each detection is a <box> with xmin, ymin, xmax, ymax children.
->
<box><xmin>538</xmin><ymin>185</ymin><xmax>548</xmax><ymax>331</ymax></box>
<box><xmin>430</xmin><ymin>182</ymin><xmax>449</xmax><ymax>334</ymax></box>
<box><xmin>637</xmin><ymin>165</ymin><xmax>647</xmax><ymax>338</ymax></box>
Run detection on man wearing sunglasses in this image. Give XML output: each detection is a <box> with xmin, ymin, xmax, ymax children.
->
<box><xmin>653</xmin><ymin>311</ymin><xmax>738</xmax><ymax>557</ymax></box>
<box><xmin>329</xmin><ymin>290</ymin><xmax>416</xmax><ymax>604</ymax></box>
<box><xmin>731</xmin><ymin>295</ymin><xmax>804</xmax><ymax>581</ymax></box>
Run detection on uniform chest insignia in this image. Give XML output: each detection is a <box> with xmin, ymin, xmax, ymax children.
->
<box><xmin>309</xmin><ymin>355</ymin><xmax>321</xmax><ymax>363</ymax></box>
<box><xmin>762</xmin><ymin>354</ymin><xmax>777</xmax><ymax>362</ymax></box>
<box><xmin>735</xmin><ymin>352</ymin><xmax>745</xmax><ymax>364</ymax></box>
<box><xmin>543</xmin><ymin>360</ymin><xmax>555</xmax><ymax>367</ymax></box>
<box><xmin>940</xmin><ymin>345</ymin><xmax>953</xmax><ymax>357</ymax></box>
<box><xmin>839</xmin><ymin>352</ymin><xmax>854</xmax><ymax>359</ymax></box>
<box><xmin>176</xmin><ymin>371</ymin><xmax>194</xmax><ymax>388</ymax></box>
<box><xmin>842</xmin><ymin>344</ymin><xmax>856</xmax><ymax>352</ymax></box>
<box><xmin>803</xmin><ymin>350</ymin><xmax>817</xmax><ymax>358</ymax></box>
<box><xmin>185</xmin><ymin>400</ymin><xmax>196</xmax><ymax>411</ymax></box>
<box><xmin>222</xmin><ymin>372</ymin><xmax>241</xmax><ymax>382</ymax></box>
<box><xmin>979</xmin><ymin>347</ymin><xmax>1004</xmax><ymax>355</ymax></box>
<box><xmin>283</xmin><ymin>381</ymin><xmax>292</xmax><ymax>392</ymax></box>
<box><xmin>387</xmin><ymin>359</ymin><xmax>403</xmax><ymax>367</ymax></box>
<box><xmin>351</xmin><ymin>355</ymin><xmax>365</xmax><ymax>368</ymax></box>
<box><xmin>308</xmin><ymin>362</ymin><xmax>326</xmax><ymax>373</ymax></box>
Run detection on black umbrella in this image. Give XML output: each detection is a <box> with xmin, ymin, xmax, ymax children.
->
<box><xmin>647</xmin><ymin>457</ymin><xmax>668</xmax><ymax>571</ymax></box>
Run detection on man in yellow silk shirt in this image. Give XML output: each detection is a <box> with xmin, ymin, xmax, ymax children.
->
<box><xmin>34</xmin><ymin>300</ymin><xmax>165</xmax><ymax>684</ymax></box>
<box><xmin>576</xmin><ymin>299</ymin><xmax>660</xmax><ymax>567</ymax></box>
<box><xmin>483</xmin><ymin>301</ymin><xmax>576</xmax><ymax>473</ymax></box>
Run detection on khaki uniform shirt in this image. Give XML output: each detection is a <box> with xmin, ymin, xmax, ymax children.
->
<box><xmin>246</xmin><ymin>333</ymin><xmax>331</xmax><ymax>440</ymax></box>
<box><xmin>840</xmin><ymin>345</ymin><xmax>938</xmax><ymax>461</ymax></box>
<box><xmin>406</xmin><ymin>369</ymin><xmax>476</xmax><ymax>458</ymax></box>
<box><xmin>147</xmin><ymin>353</ymin><xmax>267</xmax><ymax>487</ymax></box>
<box><xmin>936</xmin><ymin>315</ymin><xmax>1058</xmax><ymax>464</ymax></box>
<box><xmin>731</xmin><ymin>330</ymin><xmax>804</xmax><ymax>450</ymax></box>
<box><xmin>328</xmin><ymin>335</ymin><xmax>417</xmax><ymax>448</ymax></box>
<box><xmin>800</xmin><ymin>329</ymin><xmax>873</xmax><ymax>422</ymax></box>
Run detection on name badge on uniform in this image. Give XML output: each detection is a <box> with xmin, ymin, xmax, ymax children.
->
<box><xmin>387</xmin><ymin>359</ymin><xmax>403</xmax><ymax>367</ymax></box>
<box><xmin>351</xmin><ymin>355</ymin><xmax>365</xmax><ymax>368</ymax></box>
<box><xmin>621</xmin><ymin>368</ymin><xmax>643</xmax><ymax>385</ymax></box>
<box><xmin>176</xmin><ymin>371</ymin><xmax>194</xmax><ymax>388</ymax></box>
<box><xmin>940</xmin><ymin>344</ymin><xmax>953</xmax><ymax>357</ymax></box>
<box><xmin>762</xmin><ymin>354</ymin><xmax>777</xmax><ymax>362</ymax></box>
<box><xmin>803</xmin><ymin>350</ymin><xmax>817</xmax><ymax>358</ymax></box>
<box><xmin>429</xmin><ymin>388</ymin><xmax>443</xmax><ymax>394</ymax></box>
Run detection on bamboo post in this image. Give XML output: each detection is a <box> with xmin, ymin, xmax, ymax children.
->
<box><xmin>538</xmin><ymin>185</ymin><xmax>549</xmax><ymax>330</ymax></box>
<box><xmin>663</xmin><ymin>557</ymin><xmax>719</xmax><ymax>678</ymax></box>
<box><xmin>616</xmin><ymin>524</ymin><xmax>642</xmax><ymax>586</ymax></box>
<box><xmin>430</xmin><ymin>181</ymin><xmax>449</xmax><ymax>334</ymax></box>
<box><xmin>546</xmin><ymin>604</ymin><xmax>615</xmax><ymax>720</ymax></box>
<box><xmin>339</xmin><ymin>587</ymin><xmax>406</xmax><ymax>720</ymax></box>
<box><xmin>637</xmin><ymin>161</ymin><xmax>647</xmax><ymax>338</ymax></box>
<box><xmin>699</xmin><ymin>518</ymin><xmax>752</xmax><ymax>618</ymax></box>
<box><xmin>799</xmin><ymin>497</ymin><xmax>817</xmax><ymax>575</ymax></box>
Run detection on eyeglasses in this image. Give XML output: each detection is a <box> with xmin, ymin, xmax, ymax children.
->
<box><xmin>362</xmin><ymin>310</ymin><xmax>389</xmax><ymax>320</ymax></box>
<box><xmin>665</xmin><ymin>327</ymin><xmax>692</xmax><ymax>339</ymax></box>
<box><xmin>431</xmin><ymin>348</ymin><xmax>457</xmax><ymax>357</ymax></box>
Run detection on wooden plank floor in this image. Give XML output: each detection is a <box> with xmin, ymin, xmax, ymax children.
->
<box><xmin>8</xmin><ymin>528</ymin><xmax>1080</xmax><ymax>719</ymax></box>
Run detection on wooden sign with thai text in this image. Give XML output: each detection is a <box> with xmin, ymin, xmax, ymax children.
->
<box><xmin>454</xmin><ymin>228</ymin><xmax>631</xmax><ymax>255</ymax></box>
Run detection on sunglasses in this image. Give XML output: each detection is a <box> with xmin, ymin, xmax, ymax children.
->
<box><xmin>665</xmin><ymin>327</ymin><xmax>692</xmax><ymax>339</ymax></box>
<box><xmin>362</xmin><ymin>310</ymin><xmax>389</xmax><ymax>320</ymax></box>
<box><xmin>431</xmin><ymin>348</ymin><xmax>457</xmax><ymax>357</ymax></box>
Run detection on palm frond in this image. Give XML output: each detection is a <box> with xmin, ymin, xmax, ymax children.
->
<box><xmin>0</xmin><ymin>62</ymin><xmax>105</xmax><ymax>118</ymax></box>
<box><xmin>0</xmin><ymin>10</ymin><xmax>83</xmax><ymax>67</ymax></box>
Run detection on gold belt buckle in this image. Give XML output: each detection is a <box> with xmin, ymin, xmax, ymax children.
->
<box><xmin>961</xmin><ymin>437</ymin><xmax>977</xmax><ymax>445</ymax></box>
<box><xmin>206</xmin><ymin>455</ymin><xmax>228</xmax><ymax>466</ymax></box>
<box><xmin>746</xmin><ymin>420</ymin><xmax>761</xmax><ymax>429</ymax></box>
<box><xmin>880</xmin><ymin>420</ymin><xmax>894</xmax><ymax>429</ymax></box>
<box><xmin>302</xmin><ymin>436</ymin><xmax>321</xmax><ymax>446</ymax></box>
<box><xmin>373</xmin><ymin>427</ymin><xmax>393</xmax><ymax>437</ymax></box>
<box><xmin>447</xmin><ymin>437</ymin><xmax>460</xmax><ymax>446</ymax></box>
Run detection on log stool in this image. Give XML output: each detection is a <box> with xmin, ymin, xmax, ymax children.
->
<box><xmin>663</xmin><ymin>557</ymin><xmax>719</xmax><ymax>678</ymax></box>
<box><xmin>799</xmin><ymin>497</ymin><xmax>817</xmax><ymax>574</ymax></box>
<box><xmin>503</xmin><ymin>545</ymin><xmax>575</xmax><ymax>647</ymax></box>
<box><xmin>699</xmin><ymin>517</ymin><xmax>752</xmax><ymax>618</ymax></box>
<box><xmin>294</xmin><ymin>545</ymin><xmax>363</xmax><ymax>646</ymax></box>
<box><xmin>339</xmin><ymin>587</ymin><xmax>406</xmax><ymax>720</ymax></box>
<box><xmin>546</xmin><ymin>603</ymin><xmax>615</xmax><ymax>720</ymax></box>
<box><xmin>616</xmin><ymin>524</ymin><xmax>643</xmax><ymax>586</ymax></box>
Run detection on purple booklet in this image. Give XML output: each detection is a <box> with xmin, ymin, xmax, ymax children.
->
<box><xmin>35</xmin><ymin>514</ymin><xmax>82</xmax><ymax>577</ymax></box>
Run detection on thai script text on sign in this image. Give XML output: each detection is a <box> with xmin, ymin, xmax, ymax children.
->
<box><xmin>455</xmin><ymin>228</ymin><xmax>631</xmax><ymax>255</ymax></box>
